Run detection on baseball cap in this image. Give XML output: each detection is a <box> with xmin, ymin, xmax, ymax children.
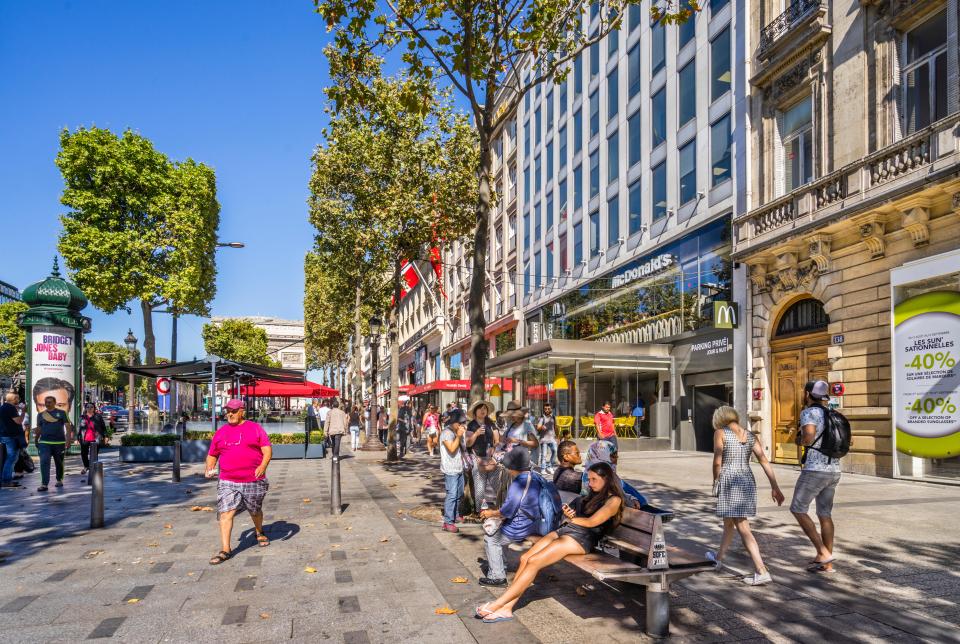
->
<box><xmin>224</xmin><ymin>399</ymin><xmax>245</xmax><ymax>410</ymax></box>
<box><xmin>807</xmin><ymin>381</ymin><xmax>830</xmax><ymax>401</ymax></box>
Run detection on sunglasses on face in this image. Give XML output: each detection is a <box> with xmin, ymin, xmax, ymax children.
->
<box><xmin>226</xmin><ymin>408</ymin><xmax>243</xmax><ymax>415</ymax></box>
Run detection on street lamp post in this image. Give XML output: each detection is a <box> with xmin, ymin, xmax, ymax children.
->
<box><xmin>363</xmin><ymin>316</ymin><xmax>385</xmax><ymax>451</ymax></box>
<box><xmin>125</xmin><ymin>329</ymin><xmax>138</xmax><ymax>432</ymax></box>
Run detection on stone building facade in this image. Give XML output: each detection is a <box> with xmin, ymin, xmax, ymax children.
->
<box><xmin>736</xmin><ymin>0</ymin><xmax>960</xmax><ymax>477</ymax></box>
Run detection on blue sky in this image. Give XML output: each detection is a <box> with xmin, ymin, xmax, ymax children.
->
<box><xmin>0</xmin><ymin>1</ymin><xmax>333</xmax><ymax>366</ymax></box>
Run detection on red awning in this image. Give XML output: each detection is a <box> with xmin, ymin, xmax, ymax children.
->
<box><xmin>231</xmin><ymin>379</ymin><xmax>339</xmax><ymax>398</ymax></box>
<box><xmin>407</xmin><ymin>378</ymin><xmax>514</xmax><ymax>396</ymax></box>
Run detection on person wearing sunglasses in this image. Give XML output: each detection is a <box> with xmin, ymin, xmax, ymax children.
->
<box><xmin>205</xmin><ymin>399</ymin><xmax>273</xmax><ymax>565</ymax></box>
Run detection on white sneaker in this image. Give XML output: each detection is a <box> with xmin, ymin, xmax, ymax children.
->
<box><xmin>743</xmin><ymin>571</ymin><xmax>772</xmax><ymax>586</ymax></box>
<box><xmin>705</xmin><ymin>550</ymin><xmax>722</xmax><ymax>570</ymax></box>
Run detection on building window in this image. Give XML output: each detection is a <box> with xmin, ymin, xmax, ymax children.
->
<box><xmin>589</xmin><ymin>150</ymin><xmax>600</xmax><ymax>197</ymax></box>
<box><xmin>534</xmin><ymin>251</ymin><xmax>542</xmax><ymax>288</ymax></box>
<box><xmin>607</xmin><ymin>66</ymin><xmax>619</xmax><ymax>121</ymax></box>
<box><xmin>523</xmin><ymin>212</ymin><xmax>530</xmax><ymax>249</ymax></box>
<box><xmin>607</xmin><ymin>194</ymin><xmax>620</xmax><ymax>246</ymax></box>
<box><xmin>495</xmin><ymin>225</ymin><xmax>503</xmax><ymax>261</ymax></box>
<box><xmin>535</xmin><ymin>107</ymin><xmax>542</xmax><ymax>146</ymax></box>
<box><xmin>574</xmin><ymin>222</ymin><xmax>583</xmax><ymax>264</ymax></box>
<box><xmin>629</xmin><ymin>3</ymin><xmax>642</xmax><ymax>31</ymax></box>
<box><xmin>574</xmin><ymin>54</ymin><xmax>583</xmax><ymax>97</ymax></box>
<box><xmin>629</xmin><ymin>110</ymin><xmax>641</xmax><ymax>167</ymax></box>
<box><xmin>524</xmin><ymin>261</ymin><xmax>531</xmax><ymax>294</ymax></box>
<box><xmin>535</xmin><ymin>155</ymin><xmax>542</xmax><ymax>195</ymax></box>
<box><xmin>710</xmin><ymin>113</ymin><xmax>732</xmax><ymax>186</ymax></box>
<box><xmin>559</xmin><ymin>177</ymin><xmax>568</xmax><ymax>218</ymax></box>
<box><xmin>574</xmin><ymin>109</ymin><xmax>583</xmax><ymax>154</ymax></box>
<box><xmin>711</xmin><ymin>27</ymin><xmax>731</xmax><ymax>102</ymax></box>
<box><xmin>524</xmin><ymin>166</ymin><xmax>530</xmax><ymax>203</ymax></box>
<box><xmin>711</xmin><ymin>0</ymin><xmax>729</xmax><ymax>13</ymax></box>
<box><xmin>546</xmin><ymin>242</ymin><xmax>554</xmax><ymax>280</ymax></box>
<box><xmin>508</xmin><ymin>214</ymin><xmax>516</xmax><ymax>246</ymax></box>
<box><xmin>774</xmin><ymin>298</ymin><xmax>829</xmax><ymax>337</ymax></box>
<box><xmin>608</xmin><ymin>27</ymin><xmax>619</xmax><ymax>55</ymax></box>
<box><xmin>559</xmin><ymin>230</ymin><xmax>569</xmax><ymax>272</ymax></box>
<box><xmin>590</xmin><ymin>41</ymin><xmax>600</xmax><ymax>78</ymax></box>
<box><xmin>679</xmin><ymin>139</ymin><xmax>697</xmax><ymax>205</ymax></box>
<box><xmin>559</xmin><ymin>78</ymin><xmax>567</xmax><ymax>117</ymax></box>
<box><xmin>652</xmin><ymin>88</ymin><xmax>666</xmax><ymax>148</ymax></box>
<box><xmin>652</xmin><ymin>162</ymin><xmax>667</xmax><ymax>220</ymax></box>
<box><xmin>628</xmin><ymin>43</ymin><xmax>641</xmax><ymax>98</ymax></box>
<box><xmin>608</xmin><ymin>131</ymin><xmax>619</xmax><ymax>184</ymax></box>
<box><xmin>546</xmin><ymin>90</ymin><xmax>554</xmax><ymax>132</ymax></box>
<box><xmin>651</xmin><ymin>20</ymin><xmax>665</xmax><ymax>75</ymax></box>
<box><xmin>780</xmin><ymin>100</ymin><xmax>812</xmax><ymax>193</ymax></box>
<box><xmin>902</xmin><ymin>12</ymin><xmax>948</xmax><ymax>135</ymax></box>
<box><xmin>546</xmin><ymin>192</ymin><xmax>554</xmax><ymax>230</ymax></box>
<box><xmin>589</xmin><ymin>210</ymin><xmax>600</xmax><ymax>256</ymax></box>
<box><xmin>524</xmin><ymin>120</ymin><xmax>530</xmax><ymax>157</ymax></box>
<box><xmin>628</xmin><ymin>179</ymin><xmax>642</xmax><ymax>234</ymax></box>
<box><xmin>574</xmin><ymin>164</ymin><xmax>583</xmax><ymax>209</ymax></box>
<box><xmin>535</xmin><ymin>201</ymin><xmax>542</xmax><ymax>239</ymax></box>
<box><xmin>546</xmin><ymin>142</ymin><xmax>554</xmax><ymax>184</ymax></box>
<box><xmin>678</xmin><ymin>59</ymin><xmax>696</xmax><ymax>126</ymax></box>
<box><xmin>678</xmin><ymin>7</ymin><xmax>695</xmax><ymax>47</ymax></box>
<box><xmin>558</xmin><ymin>125</ymin><xmax>567</xmax><ymax>171</ymax></box>
<box><xmin>589</xmin><ymin>90</ymin><xmax>600</xmax><ymax>137</ymax></box>
<box><xmin>524</xmin><ymin>73</ymin><xmax>531</xmax><ymax>112</ymax></box>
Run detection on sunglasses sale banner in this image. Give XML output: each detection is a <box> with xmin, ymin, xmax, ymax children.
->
<box><xmin>894</xmin><ymin>291</ymin><xmax>960</xmax><ymax>458</ymax></box>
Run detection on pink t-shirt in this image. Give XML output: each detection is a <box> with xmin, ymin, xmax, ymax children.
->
<box><xmin>208</xmin><ymin>420</ymin><xmax>271</xmax><ymax>483</ymax></box>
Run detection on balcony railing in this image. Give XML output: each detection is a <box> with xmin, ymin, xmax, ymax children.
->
<box><xmin>758</xmin><ymin>0</ymin><xmax>823</xmax><ymax>57</ymax></box>
<box><xmin>734</xmin><ymin>114</ymin><xmax>959</xmax><ymax>249</ymax></box>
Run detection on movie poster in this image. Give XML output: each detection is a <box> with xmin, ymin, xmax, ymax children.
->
<box><xmin>29</xmin><ymin>325</ymin><xmax>77</xmax><ymax>424</ymax></box>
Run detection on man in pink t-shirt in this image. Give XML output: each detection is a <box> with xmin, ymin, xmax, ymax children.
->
<box><xmin>205</xmin><ymin>399</ymin><xmax>272</xmax><ymax>565</ymax></box>
<box><xmin>594</xmin><ymin>401</ymin><xmax>617</xmax><ymax>449</ymax></box>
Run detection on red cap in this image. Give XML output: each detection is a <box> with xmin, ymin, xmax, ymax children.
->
<box><xmin>224</xmin><ymin>399</ymin><xmax>245</xmax><ymax>410</ymax></box>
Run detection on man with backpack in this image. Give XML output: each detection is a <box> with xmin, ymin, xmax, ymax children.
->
<box><xmin>791</xmin><ymin>380</ymin><xmax>851</xmax><ymax>574</ymax></box>
<box><xmin>477</xmin><ymin>446</ymin><xmax>561</xmax><ymax>587</ymax></box>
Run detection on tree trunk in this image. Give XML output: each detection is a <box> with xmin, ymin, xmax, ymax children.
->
<box><xmin>387</xmin><ymin>257</ymin><xmax>402</xmax><ymax>461</ymax></box>
<box><xmin>467</xmin><ymin>128</ymin><xmax>494</xmax><ymax>404</ymax></box>
<box><xmin>140</xmin><ymin>299</ymin><xmax>157</xmax><ymax>405</ymax></box>
<box><xmin>352</xmin><ymin>285</ymin><xmax>362</xmax><ymax>406</ymax></box>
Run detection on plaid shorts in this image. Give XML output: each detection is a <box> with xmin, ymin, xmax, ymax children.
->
<box><xmin>217</xmin><ymin>478</ymin><xmax>269</xmax><ymax>516</ymax></box>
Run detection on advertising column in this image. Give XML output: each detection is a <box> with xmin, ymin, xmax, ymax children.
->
<box><xmin>28</xmin><ymin>326</ymin><xmax>79</xmax><ymax>424</ymax></box>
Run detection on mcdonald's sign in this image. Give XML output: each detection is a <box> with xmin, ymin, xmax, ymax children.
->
<box><xmin>713</xmin><ymin>301</ymin><xmax>739</xmax><ymax>329</ymax></box>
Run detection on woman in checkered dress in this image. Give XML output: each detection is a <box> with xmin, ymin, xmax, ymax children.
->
<box><xmin>708</xmin><ymin>406</ymin><xmax>785</xmax><ymax>586</ymax></box>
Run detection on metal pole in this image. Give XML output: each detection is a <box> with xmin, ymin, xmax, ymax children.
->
<box><xmin>172</xmin><ymin>440</ymin><xmax>181</xmax><ymax>483</ymax></box>
<box><xmin>330</xmin><ymin>446</ymin><xmax>341</xmax><ymax>515</ymax></box>
<box><xmin>645</xmin><ymin>583</ymin><xmax>670</xmax><ymax>637</ymax></box>
<box><xmin>210</xmin><ymin>360</ymin><xmax>217</xmax><ymax>435</ymax></box>
<box><xmin>90</xmin><ymin>462</ymin><xmax>104</xmax><ymax>529</ymax></box>
<box><xmin>87</xmin><ymin>442</ymin><xmax>99</xmax><ymax>486</ymax></box>
<box><xmin>171</xmin><ymin>313</ymin><xmax>178</xmax><ymax>414</ymax></box>
<box><xmin>128</xmin><ymin>352</ymin><xmax>136</xmax><ymax>433</ymax></box>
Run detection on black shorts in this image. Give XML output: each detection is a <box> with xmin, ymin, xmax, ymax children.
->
<box><xmin>556</xmin><ymin>523</ymin><xmax>597</xmax><ymax>553</ymax></box>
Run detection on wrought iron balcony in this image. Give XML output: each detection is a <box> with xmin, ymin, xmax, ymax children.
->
<box><xmin>758</xmin><ymin>0</ymin><xmax>824</xmax><ymax>58</ymax></box>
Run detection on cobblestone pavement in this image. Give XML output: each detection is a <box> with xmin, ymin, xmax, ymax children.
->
<box><xmin>1</xmin><ymin>444</ymin><xmax>958</xmax><ymax>643</ymax></box>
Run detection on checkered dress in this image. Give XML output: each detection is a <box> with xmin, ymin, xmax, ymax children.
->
<box><xmin>716</xmin><ymin>427</ymin><xmax>757</xmax><ymax>518</ymax></box>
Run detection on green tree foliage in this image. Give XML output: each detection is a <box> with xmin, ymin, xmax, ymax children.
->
<box><xmin>307</xmin><ymin>49</ymin><xmax>477</xmax><ymax>458</ymax></box>
<box><xmin>83</xmin><ymin>339</ymin><xmax>137</xmax><ymax>390</ymax></box>
<box><xmin>0</xmin><ymin>301</ymin><xmax>28</xmax><ymax>378</ymax></box>
<box><xmin>315</xmin><ymin>0</ymin><xmax>696</xmax><ymax>401</ymax></box>
<box><xmin>55</xmin><ymin>127</ymin><xmax>221</xmax><ymax>396</ymax></box>
<box><xmin>201</xmin><ymin>319</ymin><xmax>279</xmax><ymax>367</ymax></box>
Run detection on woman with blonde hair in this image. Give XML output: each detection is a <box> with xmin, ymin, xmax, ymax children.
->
<box><xmin>709</xmin><ymin>405</ymin><xmax>784</xmax><ymax>586</ymax></box>
<box><xmin>423</xmin><ymin>404</ymin><xmax>440</xmax><ymax>457</ymax></box>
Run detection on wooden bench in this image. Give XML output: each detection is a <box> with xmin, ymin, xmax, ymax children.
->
<box><xmin>528</xmin><ymin>492</ymin><xmax>713</xmax><ymax>636</ymax></box>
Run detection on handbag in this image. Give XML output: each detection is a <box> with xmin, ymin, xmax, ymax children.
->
<box><xmin>711</xmin><ymin>479</ymin><xmax>720</xmax><ymax>497</ymax></box>
<box><xmin>482</xmin><ymin>472</ymin><xmax>532</xmax><ymax>536</ymax></box>
<box><xmin>15</xmin><ymin>448</ymin><xmax>35</xmax><ymax>474</ymax></box>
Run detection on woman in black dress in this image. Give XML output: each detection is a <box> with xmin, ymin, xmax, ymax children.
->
<box><xmin>477</xmin><ymin>461</ymin><xmax>624</xmax><ymax>623</ymax></box>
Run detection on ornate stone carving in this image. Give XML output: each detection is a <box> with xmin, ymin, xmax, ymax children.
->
<box><xmin>952</xmin><ymin>192</ymin><xmax>960</xmax><ymax>210</ymax></box>
<box><xmin>774</xmin><ymin>252</ymin><xmax>799</xmax><ymax>290</ymax></box>
<box><xmin>859</xmin><ymin>215</ymin><xmax>886</xmax><ymax>258</ymax></box>
<box><xmin>901</xmin><ymin>206</ymin><xmax>930</xmax><ymax>247</ymax></box>
<box><xmin>749</xmin><ymin>262</ymin><xmax>769</xmax><ymax>290</ymax></box>
<box><xmin>764</xmin><ymin>51</ymin><xmax>822</xmax><ymax>105</ymax></box>
<box><xmin>807</xmin><ymin>234</ymin><xmax>832</xmax><ymax>272</ymax></box>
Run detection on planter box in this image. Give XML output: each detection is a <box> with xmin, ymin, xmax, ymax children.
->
<box><xmin>271</xmin><ymin>443</ymin><xmax>326</xmax><ymax>459</ymax></box>
<box><xmin>120</xmin><ymin>446</ymin><xmax>174</xmax><ymax>462</ymax></box>
<box><xmin>181</xmin><ymin>440</ymin><xmax>212</xmax><ymax>463</ymax></box>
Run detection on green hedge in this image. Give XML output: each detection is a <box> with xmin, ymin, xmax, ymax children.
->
<box><xmin>120</xmin><ymin>434</ymin><xmax>180</xmax><ymax>447</ymax></box>
<box><xmin>269</xmin><ymin>431</ymin><xmax>324</xmax><ymax>444</ymax></box>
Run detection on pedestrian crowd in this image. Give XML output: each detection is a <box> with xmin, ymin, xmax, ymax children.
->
<box><xmin>424</xmin><ymin>379</ymin><xmax>850</xmax><ymax>623</ymax></box>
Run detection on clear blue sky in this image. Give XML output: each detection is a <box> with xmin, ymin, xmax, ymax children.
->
<box><xmin>0</xmin><ymin>1</ymin><xmax>333</xmax><ymax>368</ymax></box>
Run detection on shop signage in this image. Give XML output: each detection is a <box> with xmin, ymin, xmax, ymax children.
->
<box><xmin>831</xmin><ymin>382</ymin><xmax>845</xmax><ymax>396</ymax></box>
<box><xmin>712</xmin><ymin>301</ymin><xmax>739</xmax><ymax>329</ymax></box>
<box><xmin>690</xmin><ymin>335</ymin><xmax>732</xmax><ymax>357</ymax></box>
<box><xmin>753</xmin><ymin>388</ymin><xmax>763</xmax><ymax>400</ymax></box>
<box><xmin>610</xmin><ymin>253</ymin><xmax>674</xmax><ymax>288</ymax></box>
<box><xmin>598</xmin><ymin>314</ymin><xmax>683</xmax><ymax>344</ymax></box>
<box><xmin>893</xmin><ymin>291</ymin><xmax>960</xmax><ymax>458</ymax></box>
<box><xmin>832</xmin><ymin>334</ymin><xmax>845</xmax><ymax>345</ymax></box>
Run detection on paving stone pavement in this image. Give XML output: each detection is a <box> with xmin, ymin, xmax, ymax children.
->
<box><xmin>1</xmin><ymin>444</ymin><xmax>959</xmax><ymax>643</ymax></box>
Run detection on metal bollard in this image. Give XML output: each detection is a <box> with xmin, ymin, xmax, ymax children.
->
<box><xmin>90</xmin><ymin>462</ymin><xmax>104</xmax><ymax>529</ymax></box>
<box><xmin>87</xmin><ymin>442</ymin><xmax>99</xmax><ymax>486</ymax></box>
<box><xmin>330</xmin><ymin>455</ymin><xmax>342</xmax><ymax>516</ymax></box>
<box><xmin>172</xmin><ymin>440</ymin><xmax>181</xmax><ymax>483</ymax></box>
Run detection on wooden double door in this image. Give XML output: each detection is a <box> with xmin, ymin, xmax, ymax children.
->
<box><xmin>771</xmin><ymin>337</ymin><xmax>830</xmax><ymax>463</ymax></box>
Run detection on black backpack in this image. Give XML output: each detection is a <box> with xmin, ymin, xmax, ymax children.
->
<box><xmin>802</xmin><ymin>405</ymin><xmax>851</xmax><ymax>463</ymax></box>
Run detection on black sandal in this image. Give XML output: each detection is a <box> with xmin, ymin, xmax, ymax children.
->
<box><xmin>256</xmin><ymin>533</ymin><xmax>270</xmax><ymax>547</ymax></box>
<box><xmin>209</xmin><ymin>550</ymin><xmax>232</xmax><ymax>565</ymax></box>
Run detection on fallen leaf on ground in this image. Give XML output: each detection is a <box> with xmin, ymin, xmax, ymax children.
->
<box><xmin>146</xmin><ymin>543</ymin><xmax>159</xmax><ymax>548</ymax></box>
<box><xmin>187</xmin><ymin>572</ymin><xmax>195</xmax><ymax>576</ymax></box>
<box><xmin>575</xmin><ymin>585</ymin><xmax>588</xmax><ymax>597</ymax></box>
<box><xmin>302</xmin><ymin>498</ymin><xmax>311</xmax><ymax>503</ymax></box>
<box><xmin>84</xmin><ymin>550</ymin><xmax>104</xmax><ymax>559</ymax></box>
<box><xmin>259</xmin><ymin>613</ymin><xmax>270</xmax><ymax>620</ymax></box>
<box><xmin>396</xmin><ymin>510</ymin><xmax>405</xmax><ymax>516</ymax></box>
<box><xmin>305</xmin><ymin>523</ymin><xmax>314</xmax><ymax>528</ymax></box>
<box><xmin>330</xmin><ymin>544</ymin><xmax>340</xmax><ymax>548</ymax></box>
<box><xmin>304</xmin><ymin>567</ymin><xmax>318</xmax><ymax>574</ymax></box>
<box><xmin>190</xmin><ymin>506</ymin><xmax>214</xmax><ymax>512</ymax></box>
<box><xmin>126</xmin><ymin>598</ymin><xmax>140</xmax><ymax>604</ymax></box>
<box><xmin>358</xmin><ymin>547</ymin><xmax>369</xmax><ymax>551</ymax></box>
<box><xmin>388</xmin><ymin>483</ymin><xmax>398</xmax><ymax>487</ymax></box>
<box><xmin>450</xmin><ymin>577</ymin><xmax>468</xmax><ymax>584</ymax></box>
<box><xmin>379</xmin><ymin>537</ymin><xmax>389</xmax><ymax>543</ymax></box>
<box><xmin>163</xmin><ymin>524</ymin><xmax>172</xmax><ymax>529</ymax></box>
<box><xmin>434</xmin><ymin>606</ymin><xmax>457</xmax><ymax>615</ymax></box>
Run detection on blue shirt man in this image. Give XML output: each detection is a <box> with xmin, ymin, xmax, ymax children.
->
<box><xmin>478</xmin><ymin>447</ymin><xmax>542</xmax><ymax>586</ymax></box>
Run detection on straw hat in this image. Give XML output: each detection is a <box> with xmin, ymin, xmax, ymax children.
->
<box><xmin>467</xmin><ymin>399</ymin><xmax>496</xmax><ymax>421</ymax></box>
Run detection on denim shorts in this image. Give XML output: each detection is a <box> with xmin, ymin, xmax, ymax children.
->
<box><xmin>790</xmin><ymin>470</ymin><xmax>841</xmax><ymax>517</ymax></box>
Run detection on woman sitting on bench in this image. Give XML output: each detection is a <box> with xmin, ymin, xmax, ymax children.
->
<box><xmin>476</xmin><ymin>462</ymin><xmax>624</xmax><ymax>623</ymax></box>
